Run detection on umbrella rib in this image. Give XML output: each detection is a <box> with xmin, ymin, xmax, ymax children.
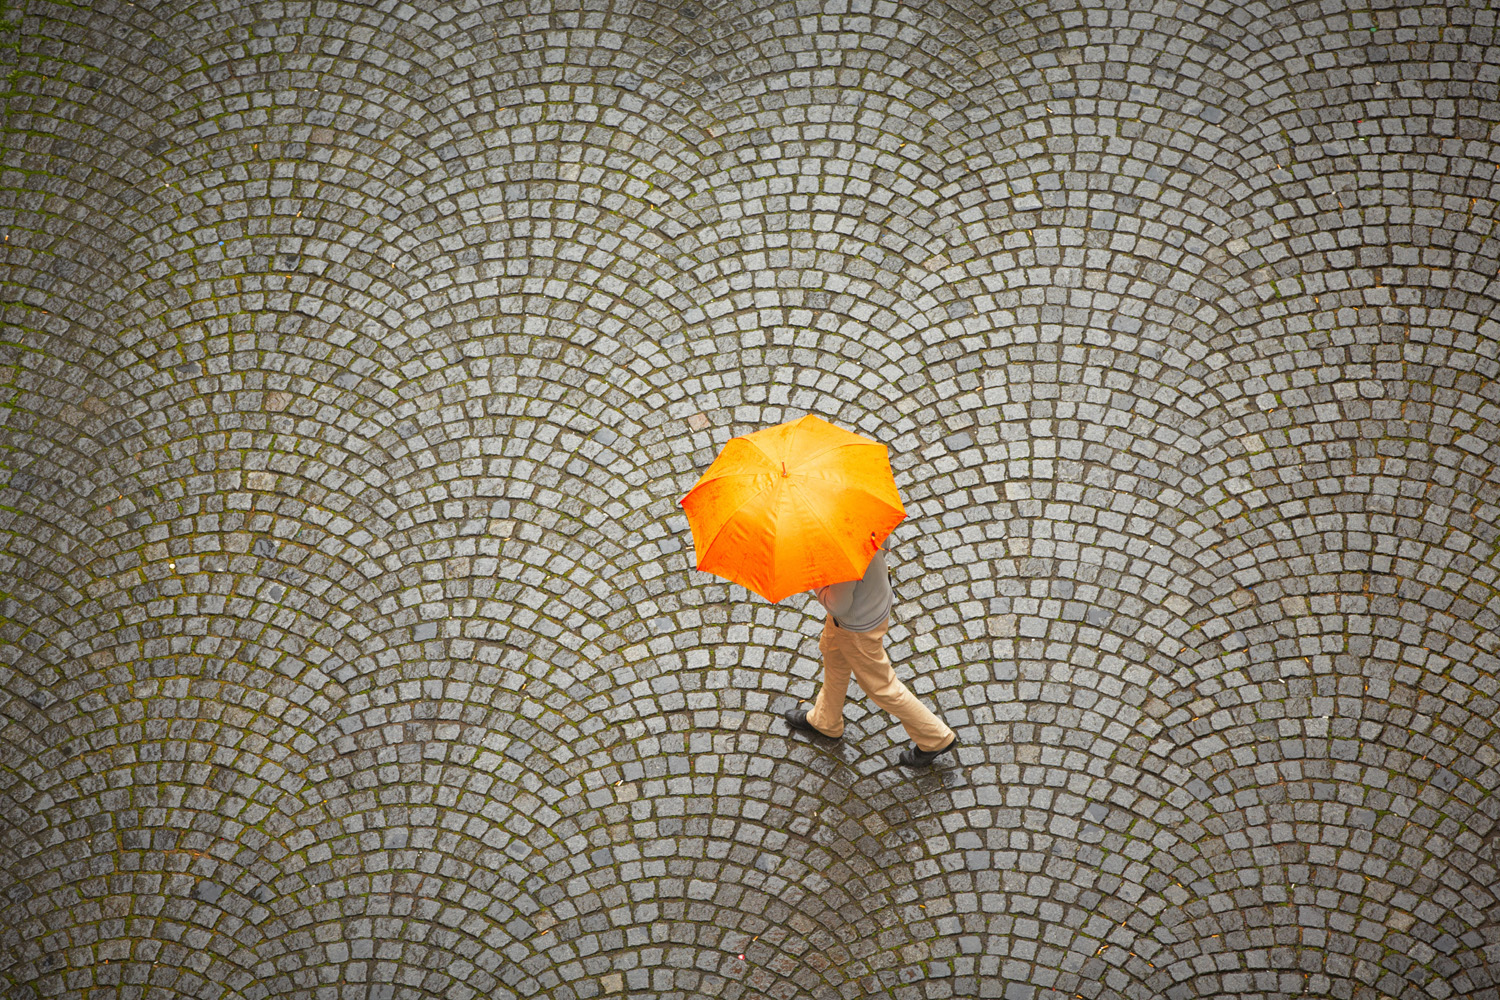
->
<box><xmin>791</xmin><ymin>438</ymin><xmax>880</xmax><ymax>472</ymax></box>
<box><xmin>692</xmin><ymin>475</ymin><xmax>776</xmax><ymax>564</ymax></box>
<box><xmin>737</xmin><ymin>435</ymin><xmax>782</xmax><ymax>469</ymax></box>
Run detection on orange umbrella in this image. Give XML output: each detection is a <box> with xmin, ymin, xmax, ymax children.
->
<box><xmin>680</xmin><ymin>414</ymin><xmax>905</xmax><ymax>602</ymax></box>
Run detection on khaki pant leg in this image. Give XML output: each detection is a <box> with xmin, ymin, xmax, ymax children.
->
<box><xmin>805</xmin><ymin>616</ymin><xmax>850</xmax><ymax>737</ymax></box>
<box><xmin>837</xmin><ymin>620</ymin><xmax>955</xmax><ymax>752</ymax></box>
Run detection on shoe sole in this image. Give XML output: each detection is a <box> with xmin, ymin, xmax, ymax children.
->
<box><xmin>787</xmin><ymin>724</ymin><xmax>841</xmax><ymax>739</ymax></box>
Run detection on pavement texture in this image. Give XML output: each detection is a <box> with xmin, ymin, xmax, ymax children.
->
<box><xmin>1</xmin><ymin>1</ymin><xmax>1498</xmax><ymax>999</ymax></box>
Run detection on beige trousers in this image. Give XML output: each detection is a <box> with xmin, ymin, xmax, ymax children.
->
<box><xmin>805</xmin><ymin>616</ymin><xmax>955</xmax><ymax>752</ymax></box>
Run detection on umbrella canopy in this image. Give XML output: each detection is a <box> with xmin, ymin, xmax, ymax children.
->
<box><xmin>680</xmin><ymin>414</ymin><xmax>905</xmax><ymax>602</ymax></box>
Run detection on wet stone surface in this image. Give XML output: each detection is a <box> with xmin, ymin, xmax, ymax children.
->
<box><xmin>1</xmin><ymin>2</ymin><xmax>1498</xmax><ymax>999</ymax></box>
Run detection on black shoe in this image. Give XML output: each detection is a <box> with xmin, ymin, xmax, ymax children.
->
<box><xmin>899</xmin><ymin>735</ymin><xmax>958</xmax><ymax>768</ymax></box>
<box><xmin>784</xmin><ymin>708</ymin><xmax>839</xmax><ymax>739</ymax></box>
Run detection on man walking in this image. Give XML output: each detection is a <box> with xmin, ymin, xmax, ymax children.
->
<box><xmin>784</xmin><ymin>538</ymin><xmax>959</xmax><ymax>767</ymax></box>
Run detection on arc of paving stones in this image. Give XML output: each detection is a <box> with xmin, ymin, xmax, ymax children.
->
<box><xmin>257</xmin><ymin>717</ymin><xmax>936</xmax><ymax>999</ymax></box>
<box><xmin>1174</xmin><ymin>14</ymin><xmax>1500</xmax><ymax>993</ymax></box>
<box><xmin>1088</xmin><ymin>667</ymin><xmax>1498</xmax><ymax>995</ymax></box>
<box><xmin>0</xmin><ymin>1</ymin><xmax>186</xmax><ymax>329</ymax></box>
<box><xmin>5</xmin><ymin>2</ymin><xmax>1500</xmax><ymax>1000</ymax></box>
<box><xmin>340</xmin><ymin>330</ymin><xmax>694</xmax><ymax>698</ymax></box>
<box><xmin>0</xmin><ymin>534</ymin><xmax>353</xmax><ymax>993</ymax></box>
<box><xmin>256</xmin><ymin>712</ymin><xmax>584</xmax><ymax>999</ymax></box>
<box><xmin>888</xmin><ymin>296</ymin><xmax>1239</xmax><ymax>748</ymax></box>
<box><xmin>642</xmin><ymin>7</ymin><xmax>1488</xmax><ymax>1000</ymax></box>
<box><xmin>395</xmin><ymin>4</ymin><xmax>719</xmax><ymax>355</ymax></box>
<box><xmin>465</xmin><ymin>722</ymin><xmax>982</xmax><ymax>999</ymax></box>
<box><xmin>934</xmin><ymin>28</ymin><xmax>1256</xmax><ymax>292</ymax></box>
<box><xmin>0</xmin><ymin>598</ymin><xmax>331</xmax><ymax>991</ymax></box>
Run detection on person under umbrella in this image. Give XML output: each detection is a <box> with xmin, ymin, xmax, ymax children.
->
<box><xmin>786</xmin><ymin>532</ymin><xmax>958</xmax><ymax>767</ymax></box>
<box><xmin>680</xmin><ymin>414</ymin><xmax>958</xmax><ymax>768</ymax></box>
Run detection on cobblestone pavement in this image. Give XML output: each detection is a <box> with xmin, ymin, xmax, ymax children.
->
<box><xmin>1</xmin><ymin>1</ymin><xmax>1498</xmax><ymax>998</ymax></box>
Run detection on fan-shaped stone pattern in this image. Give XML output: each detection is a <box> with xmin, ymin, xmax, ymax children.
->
<box><xmin>2</xmin><ymin>2</ymin><xmax>1498</xmax><ymax>999</ymax></box>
